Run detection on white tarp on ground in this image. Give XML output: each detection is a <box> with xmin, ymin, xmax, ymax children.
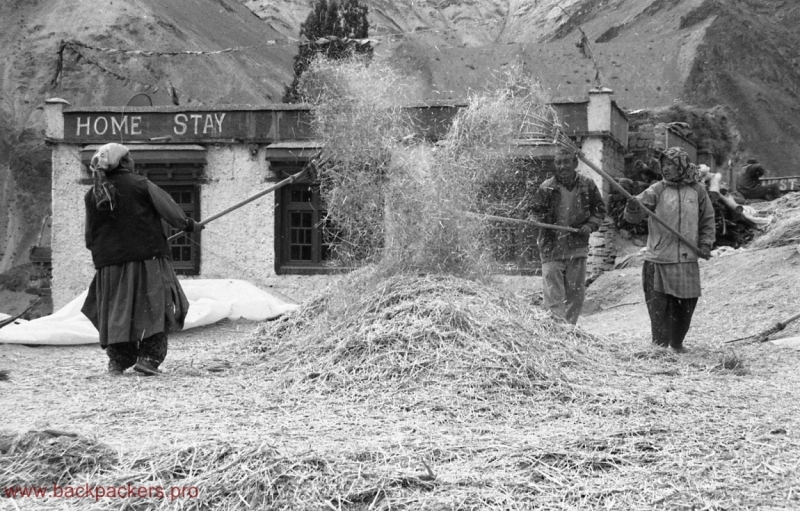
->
<box><xmin>770</xmin><ymin>336</ymin><xmax>800</xmax><ymax>349</ymax></box>
<box><xmin>0</xmin><ymin>279</ymin><xmax>298</xmax><ymax>346</ymax></box>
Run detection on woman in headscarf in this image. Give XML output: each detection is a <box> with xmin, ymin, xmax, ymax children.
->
<box><xmin>81</xmin><ymin>143</ymin><xmax>201</xmax><ymax>376</ymax></box>
<box><xmin>623</xmin><ymin>147</ymin><xmax>716</xmax><ymax>353</ymax></box>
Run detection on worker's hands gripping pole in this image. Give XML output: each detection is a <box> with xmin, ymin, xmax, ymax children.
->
<box><xmin>521</xmin><ymin>115</ymin><xmax>711</xmax><ymax>261</ymax></box>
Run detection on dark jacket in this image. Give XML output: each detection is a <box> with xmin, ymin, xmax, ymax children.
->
<box><xmin>528</xmin><ymin>173</ymin><xmax>606</xmax><ymax>262</ymax></box>
<box><xmin>736</xmin><ymin>164</ymin><xmax>765</xmax><ymax>193</ymax></box>
<box><xmin>85</xmin><ymin>171</ymin><xmax>187</xmax><ymax>269</ymax></box>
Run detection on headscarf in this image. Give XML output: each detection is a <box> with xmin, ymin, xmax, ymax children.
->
<box><xmin>659</xmin><ymin>147</ymin><xmax>699</xmax><ymax>185</ymax></box>
<box><xmin>89</xmin><ymin>143</ymin><xmax>134</xmax><ymax>210</ymax></box>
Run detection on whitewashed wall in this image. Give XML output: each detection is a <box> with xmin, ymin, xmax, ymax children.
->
<box><xmin>51</xmin><ymin>144</ymin><xmax>96</xmax><ymax>308</ymax></box>
<box><xmin>50</xmin><ymin>144</ymin><xmax>278</xmax><ymax>309</ymax></box>
<box><xmin>194</xmin><ymin>145</ymin><xmax>276</xmax><ymax>282</ymax></box>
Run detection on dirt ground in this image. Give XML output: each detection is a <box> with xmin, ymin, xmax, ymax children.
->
<box><xmin>2</xmin><ymin>245</ymin><xmax>800</xmax><ymax>509</ymax></box>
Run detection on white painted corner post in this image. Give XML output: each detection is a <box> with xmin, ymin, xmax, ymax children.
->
<box><xmin>46</xmin><ymin>98</ymin><xmax>96</xmax><ymax>308</ymax></box>
<box><xmin>580</xmin><ymin>87</ymin><xmax>618</xmax><ymax>275</ymax></box>
<box><xmin>44</xmin><ymin>98</ymin><xmax>69</xmax><ymax>140</ymax></box>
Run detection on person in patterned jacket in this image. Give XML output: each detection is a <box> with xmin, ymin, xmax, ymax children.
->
<box><xmin>624</xmin><ymin>147</ymin><xmax>716</xmax><ymax>353</ymax></box>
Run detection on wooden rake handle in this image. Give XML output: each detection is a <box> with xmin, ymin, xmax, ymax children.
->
<box><xmin>469</xmin><ymin>212</ymin><xmax>580</xmax><ymax>233</ymax></box>
<box><xmin>573</xmin><ymin>152</ymin><xmax>709</xmax><ymax>260</ymax></box>
<box><xmin>167</xmin><ymin>166</ymin><xmax>310</xmax><ymax>242</ymax></box>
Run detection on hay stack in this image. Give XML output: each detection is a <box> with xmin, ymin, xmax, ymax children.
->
<box><xmin>749</xmin><ymin>191</ymin><xmax>800</xmax><ymax>249</ymax></box>
<box><xmin>251</xmin><ymin>271</ymin><xmax>602</xmax><ymax>394</ymax></box>
<box><xmin>0</xmin><ymin>430</ymin><xmax>117</xmax><ymax>488</ymax></box>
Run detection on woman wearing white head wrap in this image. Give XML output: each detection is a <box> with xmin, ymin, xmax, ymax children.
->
<box><xmin>81</xmin><ymin>143</ymin><xmax>202</xmax><ymax>376</ymax></box>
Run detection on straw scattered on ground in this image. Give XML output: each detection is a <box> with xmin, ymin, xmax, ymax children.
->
<box><xmin>748</xmin><ymin>191</ymin><xmax>800</xmax><ymax>249</ymax></box>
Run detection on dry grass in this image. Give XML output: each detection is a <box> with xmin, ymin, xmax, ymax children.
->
<box><xmin>250</xmin><ymin>270</ymin><xmax>604</xmax><ymax>399</ymax></box>
<box><xmin>2</xmin><ymin>302</ymin><xmax>800</xmax><ymax>509</ymax></box>
<box><xmin>4</xmin><ymin>249</ymin><xmax>800</xmax><ymax>510</ymax></box>
<box><xmin>749</xmin><ymin>191</ymin><xmax>800</xmax><ymax>249</ymax></box>
<box><xmin>0</xmin><ymin>431</ymin><xmax>117</xmax><ymax>488</ymax></box>
<box><xmin>299</xmin><ymin>57</ymin><xmax>556</xmax><ymax>277</ymax></box>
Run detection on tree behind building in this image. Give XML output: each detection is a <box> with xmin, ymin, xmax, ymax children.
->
<box><xmin>283</xmin><ymin>0</ymin><xmax>373</xmax><ymax>103</ymax></box>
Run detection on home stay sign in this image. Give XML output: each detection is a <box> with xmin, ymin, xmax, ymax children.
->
<box><xmin>62</xmin><ymin>106</ymin><xmax>312</xmax><ymax>143</ymax></box>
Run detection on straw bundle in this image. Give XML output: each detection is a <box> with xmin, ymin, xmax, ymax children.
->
<box><xmin>749</xmin><ymin>191</ymin><xmax>800</xmax><ymax>249</ymax></box>
<box><xmin>251</xmin><ymin>270</ymin><xmax>600</xmax><ymax>394</ymax></box>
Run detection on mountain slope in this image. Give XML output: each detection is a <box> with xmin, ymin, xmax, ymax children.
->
<box><xmin>1</xmin><ymin>0</ymin><xmax>799</xmax><ymax>275</ymax></box>
<box><xmin>0</xmin><ymin>0</ymin><xmax>296</xmax><ymax>272</ymax></box>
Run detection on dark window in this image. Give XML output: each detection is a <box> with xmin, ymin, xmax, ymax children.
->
<box><xmin>277</xmin><ymin>181</ymin><xmax>333</xmax><ymax>273</ymax></box>
<box><xmin>159</xmin><ymin>184</ymin><xmax>201</xmax><ymax>275</ymax></box>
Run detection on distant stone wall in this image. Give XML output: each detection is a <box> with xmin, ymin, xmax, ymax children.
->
<box><xmin>583</xmin><ymin>138</ymin><xmax>626</xmax><ymax>275</ymax></box>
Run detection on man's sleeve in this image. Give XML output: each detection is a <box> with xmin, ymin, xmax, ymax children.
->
<box><xmin>146</xmin><ymin>181</ymin><xmax>190</xmax><ymax>230</ymax></box>
<box><xmin>696</xmin><ymin>184</ymin><xmax>716</xmax><ymax>248</ymax></box>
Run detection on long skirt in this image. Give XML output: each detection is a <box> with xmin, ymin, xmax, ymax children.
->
<box><xmin>81</xmin><ymin>257</ymin><xmax>189</xmax><ymax>349</ymax></box>
<box><xmin>642</xmin><ymin>261</ymin><xmax>698</xmax><ymax>349</ymax></box>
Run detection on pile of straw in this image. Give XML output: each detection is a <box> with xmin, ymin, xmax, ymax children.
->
<box><xmin>0</xmin><ymin>430</ymin><xmax>117</xmax><ymax>488</ymax></box>
<box><xmin>251</xmin><ymin>270</ymin><xmax>601</xmax><ymax>394</ymax></box>
<box><xmin>0</xmin><ymin>431</ymin><xmax>441</xmax><ymax>510</ymax></box>
<box><xmin>749</xmin><ymin>191</ymin><xmax>800</xmax><ymax>249</ymax></box>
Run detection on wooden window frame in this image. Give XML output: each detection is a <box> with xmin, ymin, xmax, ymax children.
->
<box><xmin>274</xmin><ymin>165</ymin><xmax>339</xmax><ymax>275</ymax></box>
<box><xmin>146</xmin><ymin>175</ymin><xmax>202</xmax><ymax>276</ymax></box>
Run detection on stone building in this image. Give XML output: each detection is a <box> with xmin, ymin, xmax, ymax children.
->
<box><xmin>45</xmin><ymin>88</ymin><xmax>628</xmax><ymax>309</ymax></box>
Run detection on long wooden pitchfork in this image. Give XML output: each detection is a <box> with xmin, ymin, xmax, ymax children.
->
<box><xmin>725</xmin><ymin>311</ymin><xmax>800</xmax><ymax>344</ymax></box>
<box><xmin>167</xmin><ymin>157</ymin><xmax>321</xmax><ymax>242</ymax></box>
<box><xmin>467</xmin><ymin>212</ymin><xmax>580</xmax><ymax>233</ymax></box>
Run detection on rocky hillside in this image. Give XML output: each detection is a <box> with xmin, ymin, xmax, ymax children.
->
<box><xmin>1</xmin><ymin>0</ymin><xmax>799</xmax><ymax>273</ymax></box>
<box><xmin>0</xmin><ymin>0</ymin><xmax>295</xmax><ymax>273</ymax></box>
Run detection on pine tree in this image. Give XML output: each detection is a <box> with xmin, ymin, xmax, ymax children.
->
<box><xmin>283</xmin><ymin>0</ymin><xmax>373</xmax><ymax>103</ymax></box>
